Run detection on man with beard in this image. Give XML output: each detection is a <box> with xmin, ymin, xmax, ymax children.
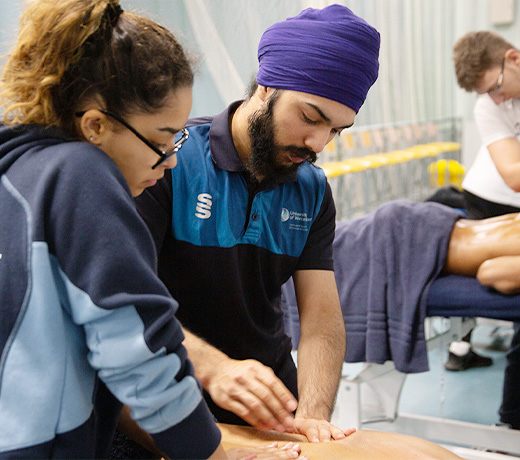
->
<box><xmin>136</xmin><ymin>5</ymin><xmax>380</xmax><ymax>443</ymax></box>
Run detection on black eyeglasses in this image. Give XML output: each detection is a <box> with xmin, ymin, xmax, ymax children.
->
<box><xmin>75</xmin><ymin>109</ymin><xmax>189</xmax><ymax>169</ymax></box>
<box><xmin>488</xmin><ymin>57</ymin><xmax>505</xmax><ymax>96</ymax></box>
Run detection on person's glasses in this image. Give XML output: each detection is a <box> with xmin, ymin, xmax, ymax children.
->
<box><xmin>75</xmin><ymin>109</ymin><xmax>189</xmax><ymax>169</ymax></box>
<box><xmin>488</xmin><ymin>58</ymin><xmax>505</xmax><ymax>96</ymax></box>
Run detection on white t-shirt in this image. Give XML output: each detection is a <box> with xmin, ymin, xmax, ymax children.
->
<box><xmin>462</xmin><ymin>93</ymin><xmax>520</xmax><ymax>207</ymax></box>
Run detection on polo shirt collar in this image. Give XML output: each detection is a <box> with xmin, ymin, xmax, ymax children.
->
<box><xmin>209</xmin><ymin>100</ymin><xmax>246</xmax><ymax>172</ymax></box>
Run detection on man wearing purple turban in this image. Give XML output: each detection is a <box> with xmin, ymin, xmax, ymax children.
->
<box><xmin>136</xmin><ymin>4</ymin><xmax>380</xmax><ymax>443</ymax></box>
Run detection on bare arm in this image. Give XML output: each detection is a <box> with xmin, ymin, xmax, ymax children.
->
<box><xmin>182</xmin><ymin>328</ymin><xmax>297</xmax><ymax>432</ymax></box>
<box><xmin>292</xmin><ymin>269</ymin><xmax>351</xmax><ymax>442</ymax></box>
<box><xmin>477</xmin><ymin>255</ymin><xmax>520</xmax><ymax>294</ymax></box>
<box><xmin>488</xmin><ymin>137</ymin><xmax>520</xmax><ymax>191</ymax></box>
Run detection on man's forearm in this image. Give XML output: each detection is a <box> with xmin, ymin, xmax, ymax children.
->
<box><xmin>292</xmin><ymin>269</ymin><xmax>347</xmax><ymax>421</ymax></box>
<box><xmin>182</xmin><ymin>327</ymin><xmax>229</xmax><ymax>387</ymax></box>
<box><xmin>295</xmin><ymin>321</ymin><xmax>346</xmax><ymax>420</ymax></box>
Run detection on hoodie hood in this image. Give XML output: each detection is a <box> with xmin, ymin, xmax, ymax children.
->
<box><xmin>0</xmin><ymin>124</ymin><xmax>72</xmax><ymax>176</ymax></box>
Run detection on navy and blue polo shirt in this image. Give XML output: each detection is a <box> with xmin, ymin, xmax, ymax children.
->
<box><xmin>136</xmin><ymin>101</ymin><xmax>336</xmax><ymax>423</ymax></box>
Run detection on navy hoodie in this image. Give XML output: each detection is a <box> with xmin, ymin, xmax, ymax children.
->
<box><xmin>0</xmin><ymin>124</ymin><xmax>220</xmax><ymax>459</ymax></box>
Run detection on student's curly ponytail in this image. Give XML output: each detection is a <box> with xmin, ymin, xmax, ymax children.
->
<box><xmin>1</xmin><ymin>0</ymin><xmax>194</xmax><ymax>137</ymax></box>
<box><xmin>0</xmin><ymin>0</ymin><xmax>112</xmax><ymax>126</ymax></box>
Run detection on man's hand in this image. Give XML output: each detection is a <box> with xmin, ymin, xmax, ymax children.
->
<box><xmin>182</xmin><ymin>329</ymin><xmax>297</xmax><ymax>432</ymax></box>
<box><xmin>206</xmin><ymin>358</ymin><xmax>298</xmax><ymax>432</ymax></box>
<box><xmin>289</xmin><ymin>417</ymin><xmax>356</xmax><ymax>443</ymax></box>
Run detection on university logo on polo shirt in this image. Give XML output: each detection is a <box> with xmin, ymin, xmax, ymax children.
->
<box><xmin>281</xmin><ymin>207</ymin><xmax>312</xmax><ymax>232</ymax></box>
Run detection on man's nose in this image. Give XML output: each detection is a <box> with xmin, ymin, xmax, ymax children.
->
<box><xmin>304</xmin><ymin>129</ymin><xmax>333</xmax><ymax>154</ymax></box>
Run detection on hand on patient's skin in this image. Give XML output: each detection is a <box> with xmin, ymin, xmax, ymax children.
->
<box><xmin>206</xmin><ymin>358</ymin><xmax>298</xmax><ymax>432</ymax></box>
<box><xmin>226</xmin><ymin>441</ymin><xmax>308</xmax><ymax>460</ymax></box>
<box><xmin>288</xmin><ymin>417</ymin><xmax>356</xmax><ymax>443</ymax></box>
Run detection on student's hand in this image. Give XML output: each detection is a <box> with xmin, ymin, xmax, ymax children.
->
<box><xmin>206</xmin><ymin>358</ymin><xmax>298</xmax><ymax>432</ymax></box>
<box><xmin>288</xmin><ymin>417</ymin><xmax>356</xmax><ymax>443</ymax></box>
<box><xmin>225</xmin><ymin>441</ymin><xmax>308</xmax><ymax>460</ymax></box>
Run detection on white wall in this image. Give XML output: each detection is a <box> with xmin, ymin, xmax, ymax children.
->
<box><xmin>462</xmin><ymin>120</ymin><xmax>482</xmax><ymax>168</ymax></box>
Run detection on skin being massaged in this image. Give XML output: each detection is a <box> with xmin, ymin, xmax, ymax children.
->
<box><xmin>445</xmin><ymin>210</ymin><xmax>520</xmax><ymax>292</ymax></box>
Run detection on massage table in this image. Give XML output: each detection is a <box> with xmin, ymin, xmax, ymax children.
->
<box><xmin>282</xmin><ymin>274</ymin><xmax>520</xmax><ymax>457</ymax></box>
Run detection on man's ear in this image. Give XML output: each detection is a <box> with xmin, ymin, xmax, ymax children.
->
<box><xmin>505</xmin><ymin>48</ymin><xmax>520</xmax><ymax>65</ymax></box>
<box><xmin>256</xmin><ymin>84</ymin><xmax>269</xmax><ymax>102</ymax></box>
<box><xmin>256</xmin><ymin>85</ymin><xmax>279</xmax><ymax>107</ymax></box>
<box><xmin>77</xmin><ymin>109</ymin><xmax>110</xmax><ymax>146</ymax></box>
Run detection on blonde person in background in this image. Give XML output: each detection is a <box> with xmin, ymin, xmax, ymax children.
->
<box><xmin>450</xmin><ymin>31</ymin><xmax>520</xmax><ymax>430</ymax></box>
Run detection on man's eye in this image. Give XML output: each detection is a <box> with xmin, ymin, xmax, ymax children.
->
<box><xmin>303</xmin><ymin>113</ymin><xmax>318</xmax><ymax>125</ymax></box>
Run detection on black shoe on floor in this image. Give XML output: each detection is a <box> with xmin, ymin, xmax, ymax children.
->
<box><xmin>444</xmin><ymin>349</ymin><xmax>493</xmax><ymax>371</ymax></box>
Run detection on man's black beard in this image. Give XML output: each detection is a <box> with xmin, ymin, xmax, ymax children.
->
<box><xmin>247</xmin><ymin>92</ymin><xmax>317</xmax><ymax>182</ymax></box>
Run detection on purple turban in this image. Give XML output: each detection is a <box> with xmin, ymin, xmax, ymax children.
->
<box><xmin>257</xmin><ymin>4</ymin><xmax>380</xmax><ymax>113</ymax></box>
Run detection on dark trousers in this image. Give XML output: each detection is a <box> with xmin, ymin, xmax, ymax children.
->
<box><xmin>463</xmin><ymin>190</ymin><xmax>520</xmax><ymax>428</ymax></box>
<box><xmin>463</xmin><ymin>190</ymin><xmax>520</xmax><ymax>219</ymax></box>
<box><xmin>500</xmin><ymin>322</ymin><xmax>520</xmax><ymax>429</ymax></box>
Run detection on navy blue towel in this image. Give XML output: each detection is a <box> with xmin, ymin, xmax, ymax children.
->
<box><xmin>282</xmin><ymin>200</ymin><xmax>460</xmax><ymax>373</ymax></box>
